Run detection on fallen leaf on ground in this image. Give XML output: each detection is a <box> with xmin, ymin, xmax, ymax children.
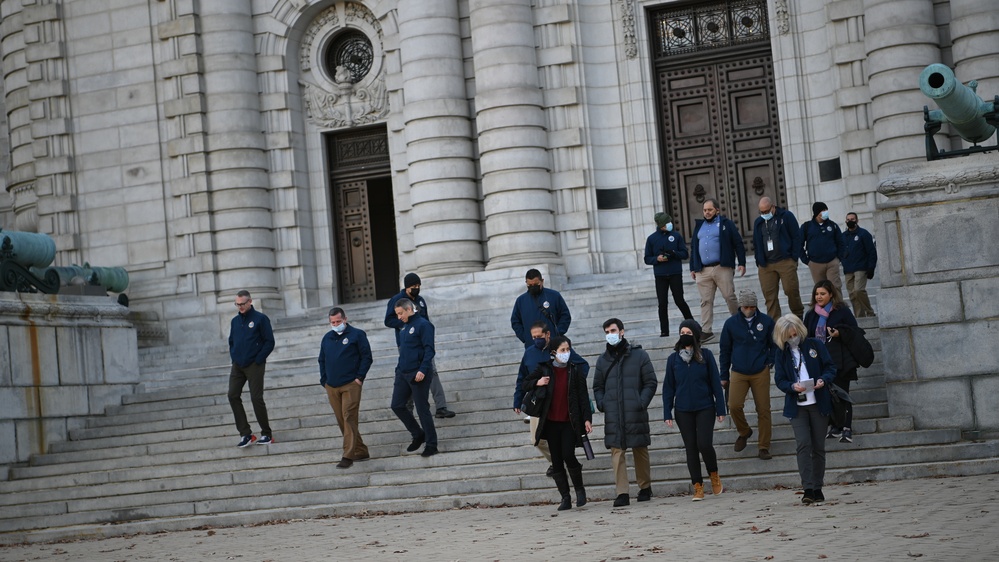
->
<box><xmin>707</xmin><ymin>521</ymin><xmax>724</xmax><ymax>526</ymax></box>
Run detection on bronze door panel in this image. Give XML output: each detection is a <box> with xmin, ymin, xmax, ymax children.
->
<box><xmin>334</xmin><ymin>180</ymin><xmax>376</xmax><ymax>303</ymax></box>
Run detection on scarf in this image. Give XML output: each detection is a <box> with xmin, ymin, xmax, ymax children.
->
<box><xmin>814</xmin><ymin>303</ymin><xmax>832</xmax><ymax>339</ymax></box>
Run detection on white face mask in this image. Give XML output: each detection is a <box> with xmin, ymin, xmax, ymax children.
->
<box><xmin>665</xmin><ymin>222</ymin><xmax>673</xmax><ymax>232</ymax></box>
<box><xmin>820</xmin><ymin>210</ymin><xmax>830</xmax><ymax>220</ymax></box>
<box><xmin>555</xmin><ymin>351</ymin><xmax>571</xmax><ymax>364</ymax></box>
<box><xmin>605</xmin><ymin>333</ymin><xmax>621</xmax><ymax>346</ymax></box>
<box><xmin>331</xmin><ymin>323</ymin><xmax>346</xmax><ymax>334</ymax></box>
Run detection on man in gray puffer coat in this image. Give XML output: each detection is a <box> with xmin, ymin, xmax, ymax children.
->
<box><xmin>593</xmin><ymin>318</ymin><xmax>659</xmax><ymax>507</ymax></box>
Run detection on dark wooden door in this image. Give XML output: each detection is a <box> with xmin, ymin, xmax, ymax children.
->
<box><xmin>333</xmin><ymin>179</ymin><xmax>377</xmax><ymax>303</ymax></box>
<box><xmin>656</xmin><ymin>51</ymin><xmax>786</xmax><ymax>247</ymax></box>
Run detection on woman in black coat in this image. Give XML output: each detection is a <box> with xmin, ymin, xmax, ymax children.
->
<box><xmin>522</xmin><ymin>336</ymin><xmax>593</xmax><ymax>511</ymax></box>
<box><xmin>804</xmin><ymin>280</ymin><xmax>858</xmax><ymax>442</ymax></box>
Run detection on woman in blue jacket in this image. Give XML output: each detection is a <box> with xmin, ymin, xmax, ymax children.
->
<box><xmin>663</xmin><ymin>320</ymin><xmax>726</xmax><ymax>501</ymax></box>
<box><xmin>803</xmin><ymin>280</ymin><xmax>859</xmax><ymax>443</ymax></box>
<box><xmin>773</xmin><ymin>314</ymin><xmax>837</xmax><ymax>504</ymax></box>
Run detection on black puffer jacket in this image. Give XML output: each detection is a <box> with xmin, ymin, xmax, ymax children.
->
<box><xmin>522</xmin><ymin>360</ymin><xmax>591</xmax><ymax>447</ymax></box>
<box><xmin>593</xmin><ymin>341</ymin><xmax>658</xmax><ymax>449</ymax></box>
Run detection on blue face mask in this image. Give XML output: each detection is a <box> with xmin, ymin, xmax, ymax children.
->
<box><xmin>820</xmin><ymin>210</ymin><xmax>829</xmax><ymax>220</ymax></box>
<box><xmin>761</xmin><ymin>212</ymin><xmax>773</xmax><ymax>221</ymax></box>
<box><xmin>605</xmin><ymin>333</ymin><xmax>621</xmax><ymax>346</ymax></box>
<box><xmin>533</xmin><ymin>337</ymin><xmax>546</xmax><ymax>350</ymax></box>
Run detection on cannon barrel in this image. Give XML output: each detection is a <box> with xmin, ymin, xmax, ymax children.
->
<box><xmin>0</xmin><ymin>229</ymin><xmax>56</xmax><ymax>269</ymax></box>
<box><xmin>30</xmin><ymin>264</ymin><xmax>129</xmax><ymax>293</ymax></box>
<box><xmin>920</xmin><ymin>63</ymin><xmax>996</xmax><ymax>144</ymax></box>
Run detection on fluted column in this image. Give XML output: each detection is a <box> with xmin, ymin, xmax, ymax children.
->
<box><xmin>200</xmin><ymin>0</ymin><xmax>278</xmax><ymax>297</ymax></box>
<box><xmin>468</xmin><ymin>0</ymin><xmax>558</xmax><ymax>268</ymax></box>
<box><xmin>863</xmin><ymin>0</ymin><xmax>941</xmax><ymax>170</ymax></box>
<box><xmin>950</xmin><ymin>0</ymin><xmax>999</xmax><ymax>114</ymax></box>
<box><xmin>398</xmin><ymin>0</ymin><xmax>484</xmax><ymax>275</ymax></box>
<box><xmin>1</xmin><ymin>1</ymin><xmax>37</xmax><ymax>232</ymax></box>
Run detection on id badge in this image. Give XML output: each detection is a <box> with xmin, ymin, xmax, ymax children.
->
<box><xmin>767</xmin><ymin>239</ymin><xmax>774</xmax><ymax>251</ymax></box>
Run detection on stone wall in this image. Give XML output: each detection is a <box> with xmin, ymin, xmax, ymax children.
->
<box><xmin>876</xmin><ymin>157</ymin><xmax>999</xmax><ymax>435</ymax></box>
<box><xmin>0</xmin><ymin>293</ymin><xmax>138</xmax><ymax>467</ymax></box>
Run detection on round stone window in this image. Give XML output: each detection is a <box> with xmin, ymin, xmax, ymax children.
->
<box><xmin>324</xmin><ymin>30</ymin><xmax>373</xmax><ymax>84</ymax></box>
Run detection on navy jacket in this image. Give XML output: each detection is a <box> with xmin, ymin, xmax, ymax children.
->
<box><xmin>719</xmin><ymin>310</ymin><xmax>776</xmax><ymax>380</ymax></box>
<box><xmin>514</xmin><ymin>345</ymin><xmax>588</xmax><ymax>409</ymax></box>
<box><xmin>644</xmin><ymin>229</ymin><xmax>689</xmax><ymax>276</ymax></box>
<box><xmin>511</xmin><ymin>287</ymin><xmax>571</xmax><ymax>346</ymax></box>
<box><xmin>752</xmin><ymin>207</ymin><xmax>801</xmax><ymax>267</ymax></box>
<box><xmin>396</xmin><ymin>314</ymin><xmax>435</xmax><ymax>378</ymax></box>
<box><xmin>662</xmin><ymin>349</ymin><xmax>727</xmax><ymax>418</ymax></box>
<box><xmin>228</xmin><ymin>307</ymin><xmax>275</xmax><ymax>368</ymax></box>
<box><xmin>318</xmin><ymin>324</ymin><xmax>373</xmax><ymax>388</ymax></box>
<box><xmin>773</xmin><ymin>338</ymin><xmax>837</xmax><ymax>418</ymax></box>
<box><xmin>842</xmin><ymin>227</ymin><xmax>877</xmax><ymax>274</ymax></box>
<box><xmin>385</xmin><ymin>289</ymin><xmax>430</xmax><ymax>347</ymax></box>
<box><xmin>800</xmin><ymin>219</ymin><xmax>845</xmax><ymax>264</ymax></box>
<box><xmin>689</xmin><ymin>215</ymin><xmax>746</xmax><ymax>272</ymax></box>
<box><xmin>805</xmin><ymin>303</ymin><xmax>859</xmax><ymax>380</ymax></box>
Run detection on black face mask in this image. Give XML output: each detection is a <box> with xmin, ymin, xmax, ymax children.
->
<box><xmin>846</xmin><ymin>220</ymin><xmax>858</xmax><ymax>230</ymax></box>
<box><xmin>678</xmin><ymin>334</ymin><xmax>696</xmax><ymax>348</ymax></box>
<box><xmin>528</xmin><ymin>285</ymin><xmax>543</xmax><ymax>296</ymax></box>
<box><xmin>408</xmin><ymin>288</ymin><xmax>420</xmax><ymax>299</ymax></box>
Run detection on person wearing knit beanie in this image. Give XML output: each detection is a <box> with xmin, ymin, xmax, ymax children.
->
<box><xmin>644</xmin><ymin>211</ymin><xmax>693</xmax><ymax>337</ymax></box>
<box><xmin>801</xmin><ymin>201</ymin><xmax>844</xmax><ymax>294</ymax></box>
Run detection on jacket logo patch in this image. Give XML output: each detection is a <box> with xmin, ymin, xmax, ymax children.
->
<box><xmin>409</xmin><ymin>327</ymin><xmax>415</xmax><ymax>334</ymax></box>
<box><xmin>248</xmin><ymin>321</ymin><xmax>255</xmax><ymax>328</ymax></box>
<box><xmin>827</xmin><ymin>226</ymin><xmax>833</xmax><ymax>232</ymax></box>
<box><xmin>809</xmin><ymin>348</ymin><xmax>818</xmax><ymax>358</ymax></box>
<box><xmin>854</xmin><ymin>235</ymin><xmax>860</xmax><ymax>241</ymax></box>
<box><xmin>756</xmin><ymin>323</ymin><xmax>763</xmax><ymax>331</ymax></box>
<box><xmin>342</xmin><ymin>339</ymin><xmax>349</xmax><ymax>345</ymax></box>
<box><xmin>668</xmin><ymin>236</ymin><xmax>675</xmax><ymax>242</ymax></box>
<box><xmin>543</xmin><ymin>301</ymin><xmax>550</xmax><ymax>309</ymax></box>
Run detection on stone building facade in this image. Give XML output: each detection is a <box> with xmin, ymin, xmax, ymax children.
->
<box><xmin>0</xmin><ymin>0</ymin><xmax>996</xmax><ymax>432</ymax></box>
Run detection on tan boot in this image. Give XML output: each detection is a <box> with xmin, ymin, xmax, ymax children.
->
<box><xmin>692</xmin><ymin>482</ymin><xmax>705</xmax><ymax>501</ymax></box>
<box><xmin>710</xmin><ymin>471</ymin><xmax>723</xmax><ymax>495</ymax></box>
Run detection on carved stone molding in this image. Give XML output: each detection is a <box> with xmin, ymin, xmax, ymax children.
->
<box><xmin>619</xmin><ymin>0</ymin><xmax>638</xmax><ymax>59</ymax></box>
<box><xmin>774</xmin><ymin>0</ymin><xmax>789</xmax><ymax>35</ymax></box>
<box><xmin>302</xmin><ymin>78</ymin><xmax>389</xmax><ymax>128</ymax></box>
<box><xmin>878</xmin><ymin>163</ymin><xmax>999</xmax><ymax>195</ymax></box>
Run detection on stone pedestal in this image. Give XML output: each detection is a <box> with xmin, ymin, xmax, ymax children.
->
<box><xmin>875</xmin><ymin>156</ymin><xmax>999</xmax><ymax>435</ymax></box>
<box><xmin>0</xmin><ymin>293</ymin><xmax>138</xmax><ymax>466</ymax></box>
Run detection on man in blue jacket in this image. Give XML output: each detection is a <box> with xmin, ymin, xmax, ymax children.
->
<box><xmin>319</xmin><ymin>307</ymin><xmax>373</xmax><ymax>469</ymax></box>
<box><xmin>391</xmin><ymin>298</ymin><xmax>439</xmax><ymax>457</ymax></box>
<box><xmin>842</xmin><ymin>212</ymin><xmax>877</xmax><ymax>317</ymax></box>
<box><xmin>228</xmin><ymin>290</ymin><xmax>276</xmax><ymax>448</ymax></box>
<box><xmin>385</xmin><ymin>273</ymin><xmax>455</xmax><ymax>418</ymax></box>
<box><xmin>644</xmin><ymin>212</ymin><xmax>694</xmax><ymax>337</ymax></box>
<box><xmin>511</xmin><ymin>269</ymin><xmax>571</xmax><ymax>346</ymax></box>
<box><xmin>689</xmin><ymin>199</ymin><xmax>747</xmax><ymax>342</ymax></box>
<box><xmin>719</xmin><ymin>290</ymin><xmax>776</xmax><ymax>460</ymax></box>
<box><xmin>753</xmin><ymin>197</ymin><xmax>804</xmax><ymax>320</ymax></box>
<box><xmin>800</xmin><ymin>202</ymin><xmax>845</xmax><ymax>292</ymax></box>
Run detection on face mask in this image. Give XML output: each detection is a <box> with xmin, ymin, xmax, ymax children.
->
<box><xmin>679</xmin><ymin>349</ymin><xmax>693</xmax><ymax>363</ymax></box>
<box><xmin>331</xmin><ymin>323</ymin><xmax>346</xmax><ymax>334</ymax></box>
<box><xmin>742</xmin><ymin>309</ymin><xmax>755</xmax><ymax>318</ymax></box>
<box><xmin>788</xmin><ymin>335</ymin><xmax>801</xmax><ymax>348</ymax></box>
<box><xmin>408</xmin><ymin>288</ymin><xmax>420</xmax><ymax>299</ymax></box>
<box><xmin>678</xmin><ymin>334</ymin><xmax>695</xmax><ymax>348</ymax></box>
<box><xmin>528</xmin><ymin>284</ymin><xmax>542</xmax><ymax>296</ymax></box>
<box><xmin>760</xmin><ymin>212</ymin><xmax>773</xmax><ymax>221</ymax></box>
<box><xmin>665</xmin><ymin>222</ymin><xmax>673</xmax><ymax>232</ymax></box>
<box><xmin>820</xmin><ymin>210</ymin><xmax>829</xmax><ymax>220</ymax></box>
<box><xmin>555</xmin><ymin>351</ymin><xmax>570</xmax><ymax>364</ymax></box>
<box><xmin>846</xmin><ymin>220</ymin><xmax>857</xmax><ymax>229</ymax></box>
<box><xmin>605</xmin><ymin>333</ymin><xmax>621</xmax><ymax>346</ymax></box>
<box><xmin>533</xmin><ymin>337</ymin><xmax>547</xmax><ymax>350</ymax></box>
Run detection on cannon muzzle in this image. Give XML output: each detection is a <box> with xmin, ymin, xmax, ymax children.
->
<box><xmin>920</xmin><ymin>63</ymin><xmax>996</xmax><ymax>144</ymax></box>
<box><xmin>0</xmin><ymin>228</ymin><xmax>56</xmax><ymax>269</ymax></box>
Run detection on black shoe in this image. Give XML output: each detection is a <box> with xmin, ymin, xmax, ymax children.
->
<box><xmin>734</xmin><ymin>429</ymin><xmax>753</xmax><ymax>452</ymax></box>
<box><xmin>407</xmin><ymin>434</ymin><xmax>425</xmax><ymax>452</ymax></box>
<box><xmin>660</xmin><ymin>331</ymin><xmax>669</xmax><ymax>338</ymax></box>
<box><xmin>575</xmin><ymin>488</ymin><xmax>587</xmax><ymax>508</ymax></box>
<box><xmin>701</xmin><ymin>332</ymin><xmax>715</xmax><ymax>343</ymax></box>
<box><xmin>637</xmin><ymin>487</ymin><xmax>653</xmax><ymax>502</ymax></box>
<box><xmin>336</xmin><ymin>457</ymin><xmax>353</xmax><ymax>469</ymax></box>
<box><xmin>558</xmin><ymin>495</ymin><xmax>573</xmax><ymax>511</ymax></box>
<box><xmin>545</xmin><ymin>465</ymin><xmax>555</xmax><ymax>478</ymax></box>
<box><xmin>420</xmin><ymin>446</ymin><xmax>438</xmax><ymax>457</ymax></box>
<box><xmin>802</xmin><ymin>489</ymin><xmax>815</xmax><ymax>505</ymax></box>
<box><xmin>813</xmin><ymin>489</ymin><xmax>825</xmax><ymax>503</ymax></box>
<box><xmin>435</xmin><ymin>408</ymin><xmax>456</xmax><ymax>419</ymax></box>
<box><xmin>613</xmin><ymin>493</ymin><xmax>630</xmax><ymax>507</ymax></box>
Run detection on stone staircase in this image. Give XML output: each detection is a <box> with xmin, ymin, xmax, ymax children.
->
<box><xmin>2</xmin><ymin>267</ymin><xmax>998</xmax><ymax>544</ymax></box>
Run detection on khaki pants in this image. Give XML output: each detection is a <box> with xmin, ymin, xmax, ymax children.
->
<box><xmin>808</xmin><ymin>258</ymin><xmax>842</xmax><ymax>293</ymax></box>
<box><xmin>325</xmin><ymin>382</ymin><xmax>368</xmax><ymax>460</ymax></box>
<box><xmin>529</xmin><ymin>415</ymin><xmax>552</xmax><ymax>462</ymax></box>
<box><xmin>695</xmin><ymin>265</ymin><xmax>738</xmax><ymax>334</ymax></box>
<box><xmin>727</xmin><ymin>367</ymin><xmax>772</xmax><ymax>450</ymax></box>
<box><xmin>758</xmin><ymin>258</ymin><xmax>804</xmax><ymax>319</ymax></box>
<box><xmin>611</xmin><ymin>447</ymin><xmax>651</xmax><ymax>495</ymax></box>
<box><xmin>845</xmin><ymin>271</ymin><xmax>876</xmax><ymax>317</ymax></box>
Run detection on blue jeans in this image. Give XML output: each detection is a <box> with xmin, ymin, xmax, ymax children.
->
<box><xmin>391</xmin><ymin>370</ymin><xmax>437</xmax><ymax>447</ymax></box>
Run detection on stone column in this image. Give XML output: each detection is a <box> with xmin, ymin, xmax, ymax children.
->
<box><xmin>863</xmin><ymin>0</ymin><xmax>941</xmax><ymax>171</ymax></box>
<box><xmin>398</xmin><ymin>0</ymin><xmax>484</xmax><ymax>275</ymax></box>
<box><xmin>949</xmin><ymin>0</ymin><xmax>999</xmax><ymax>106</ymax></box>
<box><xmin>468</xmin><ymin>0</ymin><xmax>558</xmax><ymax>268</ymax></box>
<box><xmin>199</xmin><ymin>1</ymin><xmax>278</xmax><ymax>298</ymax></box>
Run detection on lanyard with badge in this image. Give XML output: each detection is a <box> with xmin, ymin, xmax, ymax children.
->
<box><xmin>766</xmin><ymin>218</ymin><xmax>778</xmax><ymax>252</ymax></box>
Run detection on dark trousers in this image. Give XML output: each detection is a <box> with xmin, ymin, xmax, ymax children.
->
<box><xmin>674</xmin><ymin>408</ymin><xmax>718</xmax><ymax>484</ymax></box>
<box><xmin>542</xmin><ymin>420</ymin><xmax>582</xmax><ymax>474</ymax></box>
<box><xmin>391</xmin><ymin>371</ymin><xmax>437</xmax><ymax>447</ymax></box>
<box><xmin>832</xmin><ymin>377</ymin><xmax>854</xmax><ymax>430</ymax></box>
<box><xmin>228</xmin><ymin>362</ymin><xmax>271</xmax><ymax>438</ymax></box>
<box><xmin>789</xmin><ymin>404</ymin><xmax>828</xmax><ymax>490</ymax></box>
<box><xmin>655</xmin><ymin>274</ymin><xmax>693</xmax><ymax>335</ymax></box>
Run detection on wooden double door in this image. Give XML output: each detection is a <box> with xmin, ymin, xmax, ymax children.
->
<box><xmin>655</xmin><ymin>49</ymin><xmax>787</xmax><ymax>248</ymax></box>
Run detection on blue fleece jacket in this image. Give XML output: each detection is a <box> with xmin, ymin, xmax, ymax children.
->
<box><xmin>689</xmin><ymin>215</ymin><xmax>746</xmax><ymax>272</ymax></box>
<box><xmin>385</xmin><ymin>289</ymin><xmax>430</xmax><ymax>347</ymax></box>
<box><xmin>773</xmin><ymin>338</ymin><xmax>837</xmax><ymax>418</ymax></box>
<box><xmin>719</xmin><ymin>310</ymin><xmax>776</xmax><ymax>380</ymax></box>
<box><xmin>510</xmin><ymin>287</ymin><xmax>571</xmax><ymax>346</ymax></box>
<box><xmin>662</xmin><ymin>349</ymin><xmax>727</xmax><ymax>418</ymax></box>
<box><xmin>842</xmin><ymin>227</ymin><xmax>877</xmax><ymax>274</ymax></box>
<box><xmin>318</xmin><ymin>324</ymin><xmax>373</xmax><ymax>387</ymax></box>
<box><xmin>800</xmin><ymin>219</ymin><xmax>845</xmax><ymax>264</ymax></box>
<box><xmin>228</xmin><ymin>307</ymin><xmax>274</xmax><ymax>368</ymax></box>
<box><xmin>396</xmin><ymin>314</ymin><xmax>435</xmax><ymax>377</ymax></box>
<box><xmin>752</xmin><ymin>207</ymin><xmax>801</xmax><ymax>267</ymax></box>
<box><xmin>644</xmin><ymin>229</ymin><xmax>689</xmax><ymax>276</ymax></box>
<box><xmin>514</xmin><ymin>344</ymin><xmax>589</xmax><ymax>409</ymax></box>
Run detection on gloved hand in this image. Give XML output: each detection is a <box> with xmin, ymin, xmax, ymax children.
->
<box><xmin>866</xmin><ymin>270</ymin><xmax>875</xmax><ymax>280</ymax></box>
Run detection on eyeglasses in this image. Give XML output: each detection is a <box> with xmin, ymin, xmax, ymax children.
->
<box><xmin>235</xmin><ymin>301</ymin><xmax>250</xmax><ymax>307</ymax></box>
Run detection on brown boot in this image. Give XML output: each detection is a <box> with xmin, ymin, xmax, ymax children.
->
<box><xmin>692</xmin><ymin>482</ymin><xmax>705</xmax><ymax>501</ymax></box>
<box><xmin>710</xmin><ymin>471</ymin><xmax>723</xmax><ymax>495</ymax></box>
